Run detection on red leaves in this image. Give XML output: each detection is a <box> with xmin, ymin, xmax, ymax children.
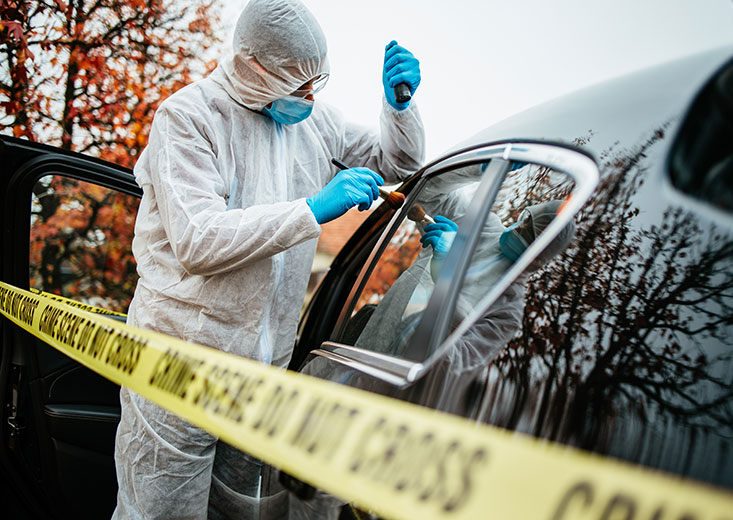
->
<box><xmin>1</xmin><ymin>99</ymin><xmax>20</xmax><ymax>113</ymax></box>
<box><xmin>358</xmin><ymin>225</ymin><xmax>422</xmax><ymax>309</ymax></box>
<box><xmin>30</xmin><ymin>177</ymin><xmax>141</xmax><ymax>310</ymax></box>
<box><xmin>2</xmin><ymin>0</ymin><xmax>221</xmax><ymax>159</ymax></box>
<box><xmin>0</xmin><ymin>20</ymin><xmax>25</xmax><ymax>43</ymax></box>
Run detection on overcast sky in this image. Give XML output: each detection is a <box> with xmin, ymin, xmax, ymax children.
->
<box><xmin>222</xmin><ymin>0</ymin><xmax>733</xmax><ymax>160</ymax></box>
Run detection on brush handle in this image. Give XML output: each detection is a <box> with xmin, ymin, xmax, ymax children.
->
<box><xmin>394</xmin><ymin>83</ymin><xmax>412</xmax><ymax>103</ymax></box>
<box><xmin>330</xmin><ymin>158</ymin><xmax>350</xmax><ymax>170</ymax></box>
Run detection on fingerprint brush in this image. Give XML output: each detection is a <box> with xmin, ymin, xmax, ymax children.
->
<box><xmin>330</xmin><ymin>158</ymin><xmax>405</xmax><ymax>210</ymax></box>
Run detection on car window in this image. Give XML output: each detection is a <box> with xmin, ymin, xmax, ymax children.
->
<box><xmin>668</xmin><ymin>58</ymin><xmax>732</xmax><ymax>213</ymax></box>
<box><xmin>479</xmin><ymin>131</ymin><xmax>733</xmax><ymax>488</ymax></box>
<box><xmin>29</xmin><ymin>174</ymin><xmax>139</xmax><ymax>313</ymax></box>
<box><xmin>337</xmin><ymin>160</ymin><xmax>576</xmax><ymax>365</ymax></box>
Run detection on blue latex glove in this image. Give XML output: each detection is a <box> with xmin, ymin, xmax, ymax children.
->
<box><xmin>420</xmin><ymin>215</ymin><xmax>458</xmax><ymax>260</ymax></box>
<box><xmin>382</xmin><ymin>40</ymin><xmax>421</xmax><ymax>111</ymax></box>
<box><xmin>307</xmin><ymin>167</ymin><xmax>384</xmax><ymax>224</ymax></box>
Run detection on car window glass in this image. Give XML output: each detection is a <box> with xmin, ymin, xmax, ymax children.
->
<box><xmin>425</xmin><ymin>162</ymin><xmax>576</xmax><ymax>364</ymax></box>
<box><xmin>337</xmin><ymin>166</ymin><xmax>485</xmax><ymax>352</ymax></box>
<box><xmin>29</xmin><ymin>175</ymin><xmax>139</xmax><ymax>313</ymax></box>
<box><xmin>337</xmin><ymin>160</ymin><xmax>575</xmax><ymax>363</ymax></box>
<box><xmin>668</xmin><ymin>59</ymin><xmax>733</xmax><ymax>213</ymax></box>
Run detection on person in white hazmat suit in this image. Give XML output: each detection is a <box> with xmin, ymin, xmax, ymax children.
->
<box><xmin>112</xmin><ymin>0</ymin><xmax>425</xmax><ymax>517</ymax></box>
<box><xmin>394</xmin><ymin>199</ymin><xmax>576</xmax><ymax>415</ymax></box>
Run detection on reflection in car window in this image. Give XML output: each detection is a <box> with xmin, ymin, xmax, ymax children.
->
<box><xmin>408</xmin><ymin>164</ymin><xmax>577</xmax><ymax>416</ymax></box>
<box><xmin>480</xmin><ymin>132</ymin><xmax>733</xmax><ymax>488</ymax></box>
<box><xmin>339</xmin><ymin>166</ymin><xmax>484</xmax><ymax>351</ymax></box>
<box><xmin>339</xmin><ymin>161</ymin><xmax>576</xmax><ymax>366</ymax></box>
<box><xmin>29</xmin><ymin>175</ymin><xmax>139</xmax><ymax>313</ymax></box>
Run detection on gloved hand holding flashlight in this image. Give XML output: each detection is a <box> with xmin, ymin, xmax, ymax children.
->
<box><xmin>306</xmin><ymin>167</ymin><xmax>384</xmax><ymax>224</ymax></box>
<box><xmin>383</xmin><ymin>40</ymin><xmax>421</xmax><ymax>111</ymax></box>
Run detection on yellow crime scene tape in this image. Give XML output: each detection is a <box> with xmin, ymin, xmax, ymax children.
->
<box><xmin>1</xmin><ymin>280</ymin><xmax>732</xmax><ymax>519</ymax></box>
<box><xmin>28</xmin><ymin>287</ymin><xmax>127</xmax><ymax>317</ymax></box>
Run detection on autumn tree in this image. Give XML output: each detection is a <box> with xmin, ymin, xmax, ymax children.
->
<box><xmin>1</xmin><ymin>0</ymin><xmax>221</xmax><ymax>166</ymax></box>
<box><xmin>29</xmin><ymin>176</ymin><xmax>141</xmax><ymax>311</ymax></box>
<box><xmin>483</xmin><ymin>128</ymin><xmax>733</xmax><ymax>461</ymax></box>
<box><xmin>0</xmin><ymin>0</ymin><xmax>35</xmax><ymax>139</ymax></box>
<box><xmin>2</xmin><ymin>0</ymin><xmax>222</xmax><ymax>307</ymax></box>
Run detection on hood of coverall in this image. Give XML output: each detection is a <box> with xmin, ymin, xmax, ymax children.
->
<box><xmin>216</xmin><ymin>0</ymin><xmax>330</xmax><ymax>110</ymax></box>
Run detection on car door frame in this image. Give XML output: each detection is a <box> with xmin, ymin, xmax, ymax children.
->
<box><xmin>0</xmin><ymin>136</ymin><xmax>141</xmax><ymax>518</ymax></box>
<box><xmin>299</xmin><ymin>140</ymin><xmax>598</xmax><ymax>388</ymax></box>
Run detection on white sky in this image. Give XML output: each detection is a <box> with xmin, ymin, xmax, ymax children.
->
<box><xmin>222</xmin><ymin>0</ymin><xmax>733</xmax><ymax>160</ymax></box>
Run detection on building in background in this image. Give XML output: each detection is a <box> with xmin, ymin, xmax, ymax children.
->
<box><xmin>309</xmin><ymin>207</ymin><xmax>373</xmax><ymax>295</ymax></box>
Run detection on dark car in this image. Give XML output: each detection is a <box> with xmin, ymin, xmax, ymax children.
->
<box><xmin>1</xmin><ymin>45</ymin><xmax>732</xmax><ymax>518</ymax></box>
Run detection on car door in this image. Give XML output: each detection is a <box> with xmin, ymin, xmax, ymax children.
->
<box><xmin>292</xmin><ymin>51</ymin><xmax>733</xmax><ymax>504</ymax></box>
<box><xmin>294</xmin><ymin>141</ymin><xmax>597</xmax><ymax>417</ymax></box>
<box><xmin>0</xmin><ymin>136</ymin><xmax>141</xmax><ymax>519</ymax></box>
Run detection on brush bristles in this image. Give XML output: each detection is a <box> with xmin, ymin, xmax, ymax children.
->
<box><xmin>407</xmin><ymin>204</ymin><xmax>435</xmax><ymax>224</ymax></box>
<box><xmin>407</xmin><ymin>205</ymin><xmax>425</xmax><ymax>221</ymax></box>
<box><xmin>386</xmin><ymin>192</ymin><xmax>405</xmax><ymax>209</ymax></box>
<box><xmin>378</xmin><ymin>188</ymin><xmax>405</xmax><ymax>209</ymax></box>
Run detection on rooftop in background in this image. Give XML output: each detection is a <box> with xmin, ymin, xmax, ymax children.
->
<box><xmin>317</xmin><ymin>207</ymin><xmax>373</xmax><ymax>257</ymax></box>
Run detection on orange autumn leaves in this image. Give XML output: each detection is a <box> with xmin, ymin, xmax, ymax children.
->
<box><xmin>1</xmin><ymin>0</ymin><xmax>221</xmax><ymax>167</ymax></box>
<box><xmin>7</xmin><ymin>0</ymin><xmax>222</xmax><ymax>308</ymax></box>
<box><xmin>29</xmin><ymin>177</ymin><xmax>140</xmax><ymax>312</ymax></box>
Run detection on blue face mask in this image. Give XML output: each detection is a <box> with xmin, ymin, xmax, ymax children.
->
<box><xmin>262</xmin><ymin>95</ymin><xmax>314</xmax><ymax>125</ymax></box>
<box><xmin>499</xmin><ymin>223</ymin><xmax>529</xmax><ymax>261</ymax></box>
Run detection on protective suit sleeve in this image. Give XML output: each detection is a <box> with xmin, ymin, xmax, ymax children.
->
<box><xmin>334</xmin><ymin>98</ymin><xmax>426</xmax><ymax>184</ymax></box>
<box><xmin>137</xmin><ymin>105</ymin><xmax>321</xmax><ymax>276</ymax></box>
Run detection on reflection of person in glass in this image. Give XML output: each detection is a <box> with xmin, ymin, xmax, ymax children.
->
<box><xmin>408</xmin><ymin>200</ymin><xmax>576</xmax><ymax>415</ymax></box>
<box><xmin>353</xmin><ymin>163</ymin><xmax>516</xmax><ymax>353</ymax></box>
<box><xmin>385</xmin><ymin>200</ymin><xmax>576</xmax><ymax>359</ymax></box>
<box><xmin>331</xmin><ymin>158</ymin><xmax>578</xmax><ymax>415</ymax></box>
<box><xmin>301</xmin><ymin>197</ymin><xmax>576</xmax><ymax>516</ymax></box>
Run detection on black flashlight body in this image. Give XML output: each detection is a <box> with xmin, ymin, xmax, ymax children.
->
<box><xmin>394</xmin><ymin>83</ymin><xmax>411</xmax><ymax>103</ymax></box>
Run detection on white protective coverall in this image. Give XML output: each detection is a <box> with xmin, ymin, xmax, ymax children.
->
<box><xmin>112</xmin><ymin>0</ymin><xmax>425</xmax><ymax>518</ymax></box>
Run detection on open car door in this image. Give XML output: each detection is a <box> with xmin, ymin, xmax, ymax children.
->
<box><xmin>0</xmin><ymin>136</ymin><xmax>141</xmax><ymax>518</ymax></box>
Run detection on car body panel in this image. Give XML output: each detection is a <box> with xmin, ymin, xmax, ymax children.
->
<box><xmin>449</xmin><ymin>45</ymin><xmax>733</xmax><ymax>160</ymax></box>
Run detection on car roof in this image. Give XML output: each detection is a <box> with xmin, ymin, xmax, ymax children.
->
<box><xmin>442</xmin><ymin>45</ymin><xmax>733</xmax><ymax>160</ymax></box>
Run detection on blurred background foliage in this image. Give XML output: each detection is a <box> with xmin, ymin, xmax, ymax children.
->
<box><xmin>1</xmin><ymin>0</ymin><xmax>223</xmax><ymax>307</ymax></box>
